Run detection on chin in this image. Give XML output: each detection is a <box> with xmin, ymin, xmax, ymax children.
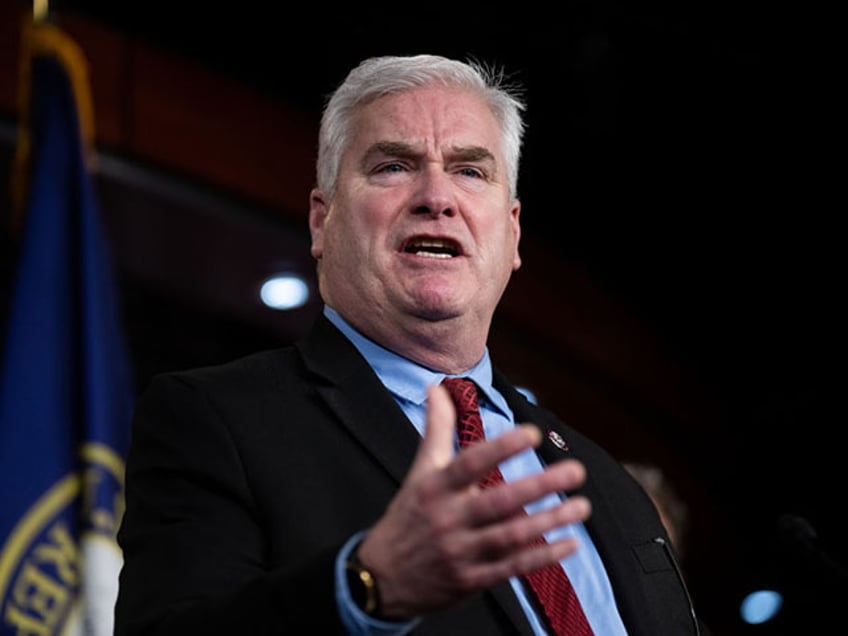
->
<box><xmin>413</xmin><ymin>308</ymin><xmax>459</xmax><ymax>322</ymax></box>
<box><xmin>402</xmin><ymin>286</ymin><xmax>468</xmax><ymax>322</ymax></box>
<box><xmin>408</xmin><ymin>299</ymin><xmax>464</xmax><ymax>322</ymax></box>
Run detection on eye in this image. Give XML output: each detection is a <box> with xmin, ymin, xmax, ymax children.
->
<box><xmin>457</xmin><ymin>166</ymin><xmax>485</xmax><ymax>179</ymax></box>
<box><xmin>367</xmin><ymin>158</ymin><xmax>415</xmax><ymax>186</ymax></box>
<box><xmin>375</xmin><ymin>161</ymin><xmax>408</xmax><ymax>174</ymax></box>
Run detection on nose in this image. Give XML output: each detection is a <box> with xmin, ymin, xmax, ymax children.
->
<box><xmin>411</xmin><ymin>164</ymin><xmax>456</xmax><ymax>218</ymax></box>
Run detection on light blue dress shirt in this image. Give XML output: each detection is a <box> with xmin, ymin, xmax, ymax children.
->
<box><xmin>327</xmin><ymin>306</ymin><xmax>627</xmax><ymax>635</ymax></box>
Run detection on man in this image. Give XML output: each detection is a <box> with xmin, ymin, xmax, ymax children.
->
<box><xmin>115</xmin><ymin>54</ymin><xmax>709</xmax><ymax>635</ymax></box>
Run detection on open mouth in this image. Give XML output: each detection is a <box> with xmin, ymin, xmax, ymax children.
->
<box><xmin>401</xmin><ymin>237</ymin><xmax>461</xmax><ymax>259</ymax></box>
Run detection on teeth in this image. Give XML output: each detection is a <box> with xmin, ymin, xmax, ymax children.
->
<box><xmin>404</xmin><ymin>237</ymin><xmax>459</xmax><ymax>257</ymax></box>
<box><xmin>416</xmin><ymin>239</ymin><xmax>450</xmax><ymax>248</ymax></box>
<box><xmin>417</xmin><ymin>251</ymin><xmax>453</xmax><ymax>259</ymax></box>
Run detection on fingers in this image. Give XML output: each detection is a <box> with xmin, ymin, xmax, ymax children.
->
<box><xmin>415</xmin><ymin>385</ymin><xmax>541</xmax><ymax>483</ymax></box>
<box><xmin>416</xmin><ymin>382</ymin><xmax>585</xmax><ymax>508</ymax></box>
<box><xmin>443</xmin><ymin>503</ymin><xmax>591</xmax><ymax>591</ymax></box>
<box><xmin>441</xmin><ymin>423</ymin><xmax>541</xmax><ymax>491</ymax></box>
<box><xmin>464</xmin><ymin>459</ymin><xmax>587</xmax><ymax>526</ymax></box>
<box><xmin>474</xmin><ymin>532</ymin><xmax>585</xmax><ymax>586</ymax></box>
<box><xmin>472</xmin><ymin>494</ymin><xmax>591</xmax><ymax>557</ymax></box>
<box><xmin>412</xmin><ymin>384</ymin><xmax>458</xmax><ymax>473</ymax></box>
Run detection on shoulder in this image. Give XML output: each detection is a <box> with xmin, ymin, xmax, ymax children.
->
<box><xmin>132</xmin><ymin>344</ymin><xmax>325</xmax><ymax>439</ymax></box>
<box><xmin>141</xmin><ymin>312</ymin><xmax>347</xmax><ymax>399</ymax></box>
<box><xmin>144</xmin><ymin>345</ymin><xmax>299</xmax><ymax>399</ymax></box>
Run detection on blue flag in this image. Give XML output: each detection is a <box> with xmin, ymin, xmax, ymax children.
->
<box><xmin>0</xmin><ymin>19</ymin><xmax>135</xmax><ymax>636</ymax></box>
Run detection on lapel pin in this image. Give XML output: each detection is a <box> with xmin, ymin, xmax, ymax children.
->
<box><xmin>546</xmin><ymin>428</ymin><xmax>569</xmax><ymax>451</ymax></box>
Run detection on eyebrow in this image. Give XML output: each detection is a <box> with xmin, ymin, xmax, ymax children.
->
<box><xmin>363</xmin><ymin>141</ymin><xmax>419</xmax><ymax>163</ymax></box>
<box><xmin>363</xmin><ymin>141</ymin><xmax>497</xmax><ymax>167</ymax></box>
<box><xmin>449</xmin><ymin>146</ymin><xmax>496</xmax><ymax>164</ymax></box>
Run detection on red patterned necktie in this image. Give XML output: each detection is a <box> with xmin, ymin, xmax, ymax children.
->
<box><xmin>441</xmin><ymin>377</ymin><xmax>594</xmax><ymax>636</ymax></box>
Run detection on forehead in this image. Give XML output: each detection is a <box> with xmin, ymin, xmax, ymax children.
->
<box><xmin>349</xmin><ymin>86</ymin><xmax>504</xmax><ymax>157</ymax></box>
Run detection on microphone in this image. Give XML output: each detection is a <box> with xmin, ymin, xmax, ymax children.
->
<box><xmin>653</xmin><ymin>536</ymin><xmax>701</xmax><ymax>635</ymax></box>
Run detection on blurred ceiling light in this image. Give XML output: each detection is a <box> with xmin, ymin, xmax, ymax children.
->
<box><xmin>260</xmin><ymin>274</ymin><xmax>309</xmax><ymax>310</ymax></box>
<box><xmin>740</xmin><ymin>589</ymin><xmax>783</xmax><ymax>625</ymax></box>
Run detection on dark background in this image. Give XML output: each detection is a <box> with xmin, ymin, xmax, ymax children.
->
<box><xmin>2</xmin><ymin>1</ymin><xmax>843</xmax><ymax>633</ymax></box>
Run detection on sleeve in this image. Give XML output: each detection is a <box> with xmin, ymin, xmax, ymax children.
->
<box><xmin>335</xmin><ymin>531</ymin><xmax>420</xmax><ymax>636</ymax></box>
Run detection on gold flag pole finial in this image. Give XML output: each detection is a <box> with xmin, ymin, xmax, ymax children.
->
<box><xmin>33</xmin><ymin>0</ymin><xmax>48</xmax><ymax>22</ymax></box>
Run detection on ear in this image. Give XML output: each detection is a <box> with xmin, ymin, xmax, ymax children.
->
<box><xmin>510</xmin><ymin>198</ymin><xmax>522</xmax><ymax>271</ymax></box>
<box><xmin>309</xmin><ymin>188</ymin><xmax>329</xmax><ymax>259</ymax></box>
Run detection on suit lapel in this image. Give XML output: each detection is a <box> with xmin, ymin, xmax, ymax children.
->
<box><xmin>296</xmin><ymin>314</ymin><xmax>422</xmax><ymax>486</ymax></box>
<box><xmin>494</xmin><ymin>371</ymin><xmax>576</xmax><ymax>465</ymax></box>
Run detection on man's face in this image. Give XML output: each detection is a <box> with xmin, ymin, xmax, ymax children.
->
<box><xmin>309</xmin><ymin>86</ymin><xmax>521</xmax><ymax>339</ymax></box>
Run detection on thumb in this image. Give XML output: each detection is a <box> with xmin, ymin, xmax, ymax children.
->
<box><xmin>410</xmin><ymin>383</ymin><xmax>456</xmax><ymax>473</ymax></box>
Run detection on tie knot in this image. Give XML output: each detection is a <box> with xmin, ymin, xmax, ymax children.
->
<box><xmin>442</xmin><ymin>377</ymin><xmax>485</xmax><ymax>447</ymax></box>
<box><xmin>441</xmin><ymin>377</ymin><xmax>479</xmax><ymax>413</ymax></box>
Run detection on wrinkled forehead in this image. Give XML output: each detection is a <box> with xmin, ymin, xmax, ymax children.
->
<box><xmin>348</xmin><ymin>86</ymin><xmax>505</xmax><ymax>162</ymax></box>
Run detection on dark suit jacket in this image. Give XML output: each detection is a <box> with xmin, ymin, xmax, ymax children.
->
<box><xmin>115</xmin><ymin>314</ymin><xmax>709</xmax><ymax>635</ymax></box>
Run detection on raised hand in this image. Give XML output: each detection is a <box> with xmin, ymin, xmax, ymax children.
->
<box><xmin>356</xmin><ymin>383</ymin><xmax>591</xmax><ymax>619</ymax></box>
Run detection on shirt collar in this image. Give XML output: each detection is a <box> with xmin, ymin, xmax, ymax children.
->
<box><xmin>323</xmin><ymin>305</ymin><xmax>509</xmax><ymax>416</ymax></box>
